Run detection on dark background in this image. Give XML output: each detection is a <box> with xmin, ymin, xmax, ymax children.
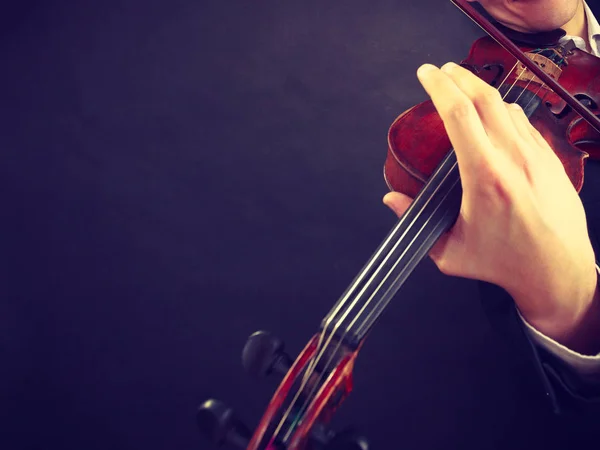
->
<box><xmin>1</xmin><ymin>1</ymin><xmax>596</xmax><ymax>449</ymax></box>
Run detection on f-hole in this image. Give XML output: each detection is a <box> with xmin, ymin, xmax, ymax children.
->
<box><xmin>482</xmin><ymin>63</ymin><xmax>504</xmax><ymax>87</ymax></box>
<box><xmin>547</xmin><ymin>94</ymin><xmax>598</xmax><ymax>120</ymax></box>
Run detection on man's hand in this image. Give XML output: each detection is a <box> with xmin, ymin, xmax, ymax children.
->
<box><xmin>383</xmin><ymin>62</ymin><xmax>600</xmax><ymax>353</ymax></box>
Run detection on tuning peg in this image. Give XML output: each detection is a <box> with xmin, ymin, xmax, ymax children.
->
<box><xmin>196</xmin><ymin>399</ymin><xmax>251</xmax><ymax>449</ymax></box>
<box><xmin>242</xmin><ymin>331</ymin><xmax>292</xmax><ymax>378</ymax></box>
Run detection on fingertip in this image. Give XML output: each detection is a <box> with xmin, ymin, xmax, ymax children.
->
<box><xmin>440</xmin><ymin>61</ymin><xmax>458</xmax><ymax>73</ymax></box>
<box><xmin>383</xmin><ymin>191</ymin><xmax>405</xmax><ymax>207</ymax></box>
<box><xmin>383</xmin><ymin>191</ymin><xmax>414</xmax><ymax>218</ymax></box>
<box><xmin>382</xmin><ymin>192</ymin><xmax>395</xmax><ymax>204</ymax></box>
<box><xmin>417</xmin><ymin>64</ymin><xmax>438</xmax><ymax>79</ymax></box>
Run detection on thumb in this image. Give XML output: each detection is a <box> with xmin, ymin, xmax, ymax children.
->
<box><xmin>383</xmin><ymin>190</ymin><xmax>452</xmax><ymax>271</ymax></box>
<box><xmin>383</xmin><ymin>191</ymin><xmax>413</xmax><ymax>218</ymax></box>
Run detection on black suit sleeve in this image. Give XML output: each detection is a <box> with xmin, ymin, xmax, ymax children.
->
<box><xmin>478</xmin><ymin>279</ymin><xmax>600</xmax><ymax>416</ymax></box>
<box><xmin>478</xmin><ymin>155</ymin><xmax>600</xmax><ymax>418</ymax></box>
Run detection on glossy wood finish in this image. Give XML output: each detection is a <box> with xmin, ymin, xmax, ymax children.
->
<box><xmin>287</xmin><ymin>348</ymin><xmax>358</xmax><ymax>449</ymax></box>
<box><xmin>247</xmin><ymin>334</ymin><xmax>357</xmax><ymax>450</ymax></box>
<box><xmin>249</xmin><ymin>4</ymin><xmax>600</xmax><ymax>450</ymax></box>
<box><xmin>247</xmin><ymin>335</ymin><xmax>320</xmax><ymax>450</ymax></box>
<box><xmin>452</xmin><ymin>0</ymin><xmax>600</xmax><ymax>135</ymax></box>
<box><xmin>385</xmin><ymin>35</ymin><xmax>600</xmax><ymax>196</ymax></box>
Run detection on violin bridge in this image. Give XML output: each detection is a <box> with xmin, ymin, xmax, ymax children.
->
<box><xmin>516</xmin><ymin>52</ymin><xmax>563</xmax><ymax>84</ymax></box>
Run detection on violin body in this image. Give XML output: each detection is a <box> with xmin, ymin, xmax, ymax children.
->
<box><xmin>197</xmin><ymin>2</ymin><xmax>600</xmax><ymax>449</ymax></box>
<box><xmin>385</xmin><ymin>36</ymin><xmax>600</xmax><ymax>199</ymax></box>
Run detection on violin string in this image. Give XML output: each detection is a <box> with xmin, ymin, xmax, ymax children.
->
<box><xmin>344</xmin><ymin>62</ymin><xmax>558</xmax><ymax>340</ymax></box>
<box><xmin>330</xmin><ymin>63</ymin><xmax>537</xmax><ymax>342</ymax></box>
<box><xmin>341</xmin><ymin>64</ymin><xmax>556</xmax><ymax>340</ymax></box>
<box><xmin>270</xmin><ymin>213</ymin><xmax>425</xmax><ymax>441</ymax></box>
<box><xmin>499</xmin><ymin>61</ymin><xmax>524</xmax><ymax>101</ymax></box>
<box><xmin>349</xmin><ymin>95</ymin><xmax>556</xmax><ymax>343</ymax></box>
<box><xmin>270</xmin><ymin>57</ymin><xmax>550</xmax><ymax>446</ymax></box>
<box><xmin>277</xmin><ymin>143</ymin><xmax>465</xmax><ymax>444</ymax></box>
<box><xmin>510</xmin><ymin>59</ymin><xmax>550</xmax><ymax>112</ymax></box>
<box><xmin>271</xmin><ymin>59</ymin><xmax>540</xmax><ymax>445</ymax></box>
<box><xmin>501</xmin><ymin>61</ymin><xmax>545</xmax><ymax>111</ymax></box>
<box><xmin>274</xmin><ymin>59</ymin><xmax>546</xmax><ymax>444</ymax></box>
<box><xmin>307</xmin><ymin>61</ymin><xmax>521</xmax><ymax>347</ymax></box>
<box><xmin>340</xmin><ymin>169</ymin><xmax>463</xmax><ymax>339</ymax></box>
<box><xmin>267</xmin><ymin>225</ymin><xmax>419</xmax><ymax>441</ymax></box>
<box><xmin>501</xmin><ymin>63</ymin><xmax>551</xmax><ymax>125</ymax></box>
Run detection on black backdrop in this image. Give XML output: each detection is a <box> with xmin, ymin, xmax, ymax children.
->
<box><xmin>1</xmin><ymin>1</ymin><xmax>594</xmax><ymax>449</ymax></box>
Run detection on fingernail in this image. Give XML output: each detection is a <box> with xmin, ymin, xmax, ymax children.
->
<box><xmin>417</xmin><ymin>64</ymin><xmax>438</xmax><ymax>77</ymax></box>
<box><xmin>441</xmin><ymin>62</ymin><xmax>458</xmax><ymax>73</ymax></box>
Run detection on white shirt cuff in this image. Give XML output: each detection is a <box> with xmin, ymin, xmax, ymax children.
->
<box><xmin>518</xmin><ymin>264</ymin><xmax>600</xmax><ymax>375</ymax></box>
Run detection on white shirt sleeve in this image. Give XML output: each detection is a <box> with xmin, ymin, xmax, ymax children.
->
<box><xmin>518</xmin><ymin>264</ymin><xmax>600</xmax><ymax>375</ymax></box>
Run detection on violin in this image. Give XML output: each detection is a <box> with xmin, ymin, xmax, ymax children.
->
<box><xmin>197</xmin><ymin>1</ymin><xmax>600</xmax><ymax>449</ymax></box>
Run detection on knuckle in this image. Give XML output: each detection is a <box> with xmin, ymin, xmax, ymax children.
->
<box><xmin>473</xmin><ymin>163</ymin><xmax>515</xmax><ymax>204</ymax></box>
<box><xmin>481</xmin><ymin>178</ymin><xmax>514</xmax><ymax>206</ymax></box>
<box><xmin>473</xmin><ymin>158</ymin><xmax>499</xmax><ymax>180</ymax></box>
<box><xmin>442</xmin><ymin>99</ymin><xmax>474</xmax><ymax>119</ymax></box>
<box><xmin>475</xmin><ymin>88</ymin><xmax>502</xmax><ymax>107</ymax></box>
<box><xmin>508</xmin><ymin>103</ymin><xmax>527</xmax><ymax>118</ymax></box>
<box><xmin>502</xmin><ymin>136</ymin><xmax>522</xmax><ymax>152</ymax></box>
<box><xmin>519</xmin><ymin>157</ymin><xmax>537</xmax><ymax>185</ymax></box>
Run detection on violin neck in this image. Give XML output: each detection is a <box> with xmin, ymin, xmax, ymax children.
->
<box><xmin>317</xmin><ymin>53</ymin><xmax>550</xmax><ymax>350</ymax></box>
<box><xmin>320</xmin><ymin>150</ymin><xmax>462</xmax><ymax>349</ymax></box>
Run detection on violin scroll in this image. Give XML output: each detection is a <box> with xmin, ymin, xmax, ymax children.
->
<box><xmin>198</xmin><ymin>2</ymin><xmax>600</xmax><ymax>449</ymax></box>
<box><xmin>242</xmin><ymin>331</ymin><xmax>293</xmax><ymax>378</ymax></box>
<box><xmin>197</xmin><ymin>331</ymin><xmax>369</xmax><ymax>450</ymax></box>
<box><xmin>197</xmin><ymin>399</ymin><xmax>252</xmax><ymax>449</ymax></box>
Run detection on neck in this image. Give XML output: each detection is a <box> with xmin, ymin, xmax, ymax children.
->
<box><xmin>321</xmin><ymin>150</ymin><xmax>463</xmax><ymax>349</ymax></box>
<box><xmin>562</xmin><ymin>0</ymin><xmax>589</xmax><ymax>48</ymax></box>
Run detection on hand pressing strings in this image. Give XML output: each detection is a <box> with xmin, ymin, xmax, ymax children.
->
<box><xmin>384</xmin><ymin>62</ymin><xmax>600</xmax><ymax>354</ymax></box>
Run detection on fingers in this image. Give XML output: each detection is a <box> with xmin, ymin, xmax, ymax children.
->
<box><xmin>505</xmin><ymin>103</ymin><xmax>537</xmax><ymax>148</ymax></box>
<box><xmin>417</xmin><ymin>61</ymin><xmax>554</xmax><ymax>180</ymax></box>
<box><xmin>416</xmin><ymin>64</ymin><xmax>491</xmax><ymax>183</ymax></box>
<box><xmin>438</xmin><ymin>62</ymin><xmax>520</xmax><ymax>152</ymax></box>
<box><xmin>523</xmin><ymin>114</ymin><xmax>554</xmax><ymax>154</ymax></box>
<box><xmin>505</xmin><ymin>102</ymin><xmax>554</xmax><ymax>157</ymax></box>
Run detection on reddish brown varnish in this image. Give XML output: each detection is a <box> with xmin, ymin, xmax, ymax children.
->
<box><xmin>248</xmin><ymin>5</ymin><xmax>600</xmax><ymax>450</ymax></box>
<box><xmin>246</xmin><ymin>335</ymin><xmax>320</xmax><ymax>450</ymax></box>
<box><xmin>247</xmin><ymin>335</ymin><xmax>357</xmax><ymax>450</ymax></box>
<box><xmin>385</xmin><ymin>35</ymin><xmax>600</xmax><ymax>198</ymax></box>
<box><xmin>287</xmin><ymin>347</ymin><xmax>357</xmax><ymax>449</ymax></box>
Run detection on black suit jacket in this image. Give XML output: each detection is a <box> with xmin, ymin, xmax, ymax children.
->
<box><xmin>480</xmin><ymin>157</ymin><xmax>600</xmax><ymax>417</ymax></box>
<box><xmin>476</xmin><ymin>2</ymin><xmax>600</xmax><ymax>420</ymax></box>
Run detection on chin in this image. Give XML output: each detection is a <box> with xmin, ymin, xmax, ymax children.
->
<box><xmin>522</xmin><ymin>11</ymin><xmax>579</xmax><ymax>32</ymax></box>
<box><xmin>482</xmin><ymin>0</ymin><xmax>581</xmax><ymax>33</ymax></box>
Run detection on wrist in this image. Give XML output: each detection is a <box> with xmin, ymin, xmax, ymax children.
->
<box><xmin>520</xmin><ymin>265</ymin><xmax>600</xmax><ymax>355</ymax></box>
<box><xmin>560</xmin><ymin>282</ymin><xmax>600</xmax><ymax>355</ymax></box>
